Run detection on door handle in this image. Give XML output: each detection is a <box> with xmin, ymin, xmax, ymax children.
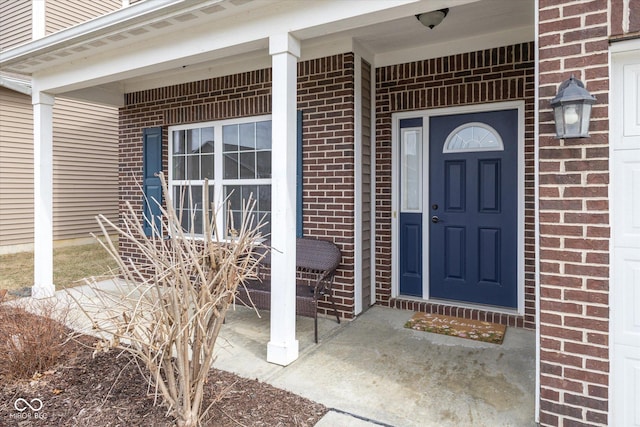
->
<box><xmin>431</xmin><ymin>215</ymin><xmax>440</xmax><ymax>224</ymax></box>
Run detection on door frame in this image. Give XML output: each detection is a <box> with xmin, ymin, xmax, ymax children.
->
<box><xmin>610</xmin><ymin>39</ymin><xmax>640</xmax><ymax>426</ymax></box>
<box><xmin>391</xmin><ymin>101</ymin><xmax>526</xmax><ymax>315</ymax></box>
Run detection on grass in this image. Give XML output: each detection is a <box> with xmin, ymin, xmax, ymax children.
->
<box><xmin>0</xmin><ymin>242</ymin><xmax>118</xmax><ymax>292</ymax></box>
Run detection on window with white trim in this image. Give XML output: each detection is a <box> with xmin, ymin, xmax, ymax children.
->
<box><xmin>169</xmin><ymin>115</ymin><xmax>271</xmax><ymax>238</ymax></box>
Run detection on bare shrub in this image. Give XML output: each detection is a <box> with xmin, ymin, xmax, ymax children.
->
<box><xmin>69</xmin><ymin>173</ymin><xmax>265</xmax><ymax>427</ymax></box>
<box><xmin>0</xmin><ymin>300</ymin><xmax>71</xmax><ymax>381</ymax></box>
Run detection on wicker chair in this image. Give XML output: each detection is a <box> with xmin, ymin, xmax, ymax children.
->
<box><xmin>237</xmin><ymin>237</ymin><xmax>342</xmax><ymax>343</ymax></box>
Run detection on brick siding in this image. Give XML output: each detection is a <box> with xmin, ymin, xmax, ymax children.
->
<box><xmin>538</xmin><ymin>1</ymin><xmax>610</xmax><ymax>425</ymax></box>
<box><xmin>375</xmin><ymin>42</ymin><xmax>536</xmax><ymax>329</ymax></box>
<box><xmin>298</xmin><ymin>54</ymin><xmax>356</xmax><ymax>318</ymax></box>
<box><xmin>119</xmin><ymin>53</ymin><xmax>356</xmax><ymax>319</ymax></box>
<box><xmin>611</xmin><ymin>0</ymin><xmax>640</xmax><ymax>38</ymax></box>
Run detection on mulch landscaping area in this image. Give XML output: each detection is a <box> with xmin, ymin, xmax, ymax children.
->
<box><xmin>0</xmin><ymin>309</ymin><xmax>327</xmax><ymax>427</ymax></box>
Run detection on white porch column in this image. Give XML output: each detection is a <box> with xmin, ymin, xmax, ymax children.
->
<box><xmin>267</xmin><ymin>33</ymin><xmax>300</xmax><ymax>366</ymax></box>
<box><xmin>32</xmin><ymin>91</ymin><xmax>55</xmax><ymax>298</ymax></box>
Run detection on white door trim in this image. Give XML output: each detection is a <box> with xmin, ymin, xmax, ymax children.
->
<box><xmin>391</xmin><ymin>101</ymin><xmax>525</xmax><ymax>315</ymax></box>
<box><xmin>354</xmin><ymin>52</ymin><xmax>363</xmax><ymax>315</ymax></box>
<box><xmin>610</xmin><ymin>44</ymin><xmax>640</xmax><ymax>426</ymax></box>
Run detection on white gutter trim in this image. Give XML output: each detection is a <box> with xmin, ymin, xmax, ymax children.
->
<box><xmin>0</xmin><ymin>0</ymin><xmax>225</xmax><ymax>66</ymax></box>
<box><xmin>0</xmin><ymin>76</ymin><xmax>32</xmax><ymax>96</ymax></box>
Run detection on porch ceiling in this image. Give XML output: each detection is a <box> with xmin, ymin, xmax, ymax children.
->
<box><xmin>312</xmin><ymin>0</ymin><xmax>534</xmax><ymax>66</ymax></box>
<box><xmin>0</xmin><ymin>0</ymin><xmax>534</xmax><ymax>105</ymax></box>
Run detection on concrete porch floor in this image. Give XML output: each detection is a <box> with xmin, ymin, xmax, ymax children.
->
<box><xmin>12</xmin><ymin>282</ymin><xmax>536</xmax><ymax>426</ymax></box>
<box><xmin>217</xmin><ymin>305</ymin><xmax>536</xmax><ymax>427</ymax></box>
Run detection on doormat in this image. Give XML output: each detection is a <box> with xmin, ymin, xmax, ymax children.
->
<box><xmin>404</xmin><ymin>312</ymin><xmax>506</xmax><ymax>344</ymax></box>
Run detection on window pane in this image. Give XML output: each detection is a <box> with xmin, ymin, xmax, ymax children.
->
<box><xmin>401</xmin><ymin>128</ymin><xmax>421</xmax><ymax>212</ymax></box>
<box><xmin>258</xmin><ymin>185</ymin><xmax>271</xmax><ymax>212</ymax></box>
<box><xmin>225</xmin><ymin>185</ymin><xmax>240</xmax><ymax>232</ymax></box>
<box><xmin>206</xmin><ymin>185</ymin><xmax>215</xmax><ymax>226</ymax></box>
<box><xmin>187</xmin><ymin>155</ymin><xmax>200</xmax><ymax>180</ymax></box>
<box><xmin>230</xmin><ymin>211</ymin><xmax>242</xmax><ymax>232</ymax></box>
<box><xmin>173</xmin><ymin>186</ymin><xmax>204</xmax><ymax>234</ymax></box>
<box><xmin>225</xmin><ymin>185</ymin><xmax>241</xmax><ymax>210</ymax></box>
<box><xmin>256</xmin><ymin>121</ymin><xmax>271</xmax><ymax>149</ymax></box>
<box><xmin>239</xmin><ymin>123</ymin><xmax>255</xmax><ymax>151</ymax></box>
<box><xmin>243</xmin><ymin>185</ymin><xmax>257</xmax><ymax>203</ymax></box>
<box><xmin>174</xmin><ymin>187</ymin><xmax>184</xmax><ymax>207</ymax></box>
<box><xmin>256</xmin><ymin>151</ymin><xmax>271</xmax><ymax>179</ymax></box>
<box><xmin>224</xmin><ymin>153</ymin><xmax>239</xmax><ymax>179</ymax></box>
<box><xmin>189</xmin><ymin>185</ymin><xmax>203</xmax><ymax>234</ymax></box>
<box><xmin>201</xmin><ymin>154</ymin><xmax>214</xmax><ymax>179</ymax></box>
<box><xmin>223</xmin><ymin>125</ymin><xmax>238</xmax><ymax>152</ymax></box>
<box><xmin>201</xmin><ymin>140</ymin><xmax>214</xmax><ymax>154</ymax></box>
<box><xmin>188</xmin><ymin>185</ymin><xmax>203</xmax><ymax>210</ymax></box>
<box><xmin>224</xmin><ymin>184</ymin><xmax>272</xmax><ymax>236</ymax></box>
<box><xmin>186</xmin><ymin>129</ymin><xmax>199</xmax><ymax>153</ymax></box>
<box><xmin>173</xmin><ymin>156</ymin><xmax>186</xmax><ymax>180</ymax></box>
<box><xmin>239</xmin><ymin>152</ymin><xmax>256</xmax><ymax>179</ymax></box>
<box><xmin>192</xmin><ymin>133</ymin><xmax>209</xmax><ymax>156</ymax></box>
<box><xmin>201</xmin><ymin>127</ymin><xmax>214</xmax><ymax>152</ymax></box>
<box><xmin>174</xmin><ymin>187</ymin><xmax>190</xmax><ymax>232</ymax></box>
<box><xmin>179</xmin><ymin>209</ymin><xmax>190</xmax><ymax>233</ymax></box>
<box><xmin>173</xmin><ymin>130</ymin><xmax>186</xmax><ymax>154</ymax></box>
<box><xmin>260</xmin><ymin>212</ymin><xmax>271</xmax><ymax>237</ymax></box>
<box><xmin>444</xmin><ymin>123</ymin><xmax>503</xmax><ymax>153</ymax></box>
<box><xmin>192</xmin><ymin>210</ymin><xmax>203</xmax><ymax>235</ymax></box>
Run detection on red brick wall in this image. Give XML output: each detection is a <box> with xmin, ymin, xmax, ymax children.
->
<box><xmin>298</xmin><ymin>54</ymin><xmax>356</xmax><ymax>317</ymax></box>
<box><xmin>538</xmin><ymin>1</ymin><xmax>610</xmax><ymax>426</ymax></box>
<box><xmin>611</xmin><ymin>0</ymin><xmax>640</xmax><ymax>38</ymax></box>
<box><xmin>375</xmin><ymin>42</ymin><xmax>536</xmax><ymax>329</ymax></box>
<box><xmin>119</xmin><ymin>54</ymin><xmax>356</xmax><ymax>319</ymax></box>
<box><xmin>298</xmin><ymin>54</ymin><xmax>356</xmax><ymax>318</ymax></box>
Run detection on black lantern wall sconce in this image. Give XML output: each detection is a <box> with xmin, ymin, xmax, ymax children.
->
<box><xmin>550</xmin><ymin>75</ymin><xmax>596</xmax><ymax>139</ymax></box>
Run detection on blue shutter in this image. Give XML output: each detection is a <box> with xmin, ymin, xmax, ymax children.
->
<box><xmin>296</xmin><ymin>110</ymin><xmax>303</xmax><ymax>238</ymax></box>
<box><xmin>143</xmin><ymin>127</ymin><xmax>163</xmax><ymax>237</ymax></box>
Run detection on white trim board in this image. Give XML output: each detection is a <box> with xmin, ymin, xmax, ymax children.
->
<box><xmin>610</xmin><ymin>45</ymin><xmax>640</xmax><ymax>427</ymax></box>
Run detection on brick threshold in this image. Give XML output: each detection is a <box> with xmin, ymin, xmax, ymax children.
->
<box><xmin>389</xmin><ymin>297</ymin><xmax>526</xmax><ymax>328</ymax></box>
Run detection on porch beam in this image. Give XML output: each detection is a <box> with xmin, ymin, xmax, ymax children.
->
<box><xmin>32</xmin><ymin>90</ymin><xmax>56</xmax><ymax>299</ymax></box>
<box><xmin>267</xmin><ymin>33</ymin><xmax>300</xmax><ymax>366</ymax></box>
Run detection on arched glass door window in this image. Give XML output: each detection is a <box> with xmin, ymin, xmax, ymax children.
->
<box><xmin>443</xmin><ymin>122</ymin><xmax>504</xmax><ymax>153</ymax></box>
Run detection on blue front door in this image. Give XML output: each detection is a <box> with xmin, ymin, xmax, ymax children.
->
<box><xmin>429</xmin><ymin>110</ymin><xmax>518</xmax><ymax>308</ymax></box>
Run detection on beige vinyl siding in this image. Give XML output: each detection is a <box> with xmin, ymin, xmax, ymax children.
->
<box><xmin>360</xmin><ymin>59</ymin><xmax>372</xmax><ymax>309</ymax></box>
<box><xmin>1</xmin><ymin>1</ymin><xmax>120</xmax><ymax>253</ymax></box>
<box><xmin>52</xmin><ymin>99</ymin><xmax>118</xmax><ymax>240</ymax></box>
<box><xmin>0</xmin><ymin>0</ymin><xmax>31</xmax><ymax>50</ymax></box>
<box><xmin>0</xmin><ymin>88</ymin><xmax>34</xmax><ymax>248</ymax></box>
<box><xmin>46</xmin><ymin>0</ymin><xmax>121</xmax><ymax>34</ymax></box>
<box><xmin>0</xmin><ymin>93</ymin><xmax>119</xmax><ymax>251</ymax></box>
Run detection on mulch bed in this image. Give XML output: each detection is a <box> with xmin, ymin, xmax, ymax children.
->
<box><xmin>0</xmin><ymin>310</ymin><xmax>327</xmax><ymax>427</ymax></box>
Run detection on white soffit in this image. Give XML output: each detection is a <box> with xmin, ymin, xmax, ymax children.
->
<box><xmin>0</xmin><ymin>0</ymin><xmax>534</xmax><ymax>99</ymax></box>
<box><xmin>0</xmin><ymin>0</ymin><xmax>252</xmax><ymax>75</ymax></box>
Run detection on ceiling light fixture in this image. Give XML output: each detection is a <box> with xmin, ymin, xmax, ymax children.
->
<box><xmin>416</xmin><ymin>8</ymin><xmax>449</xmax><ymax>29</ymax></box>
